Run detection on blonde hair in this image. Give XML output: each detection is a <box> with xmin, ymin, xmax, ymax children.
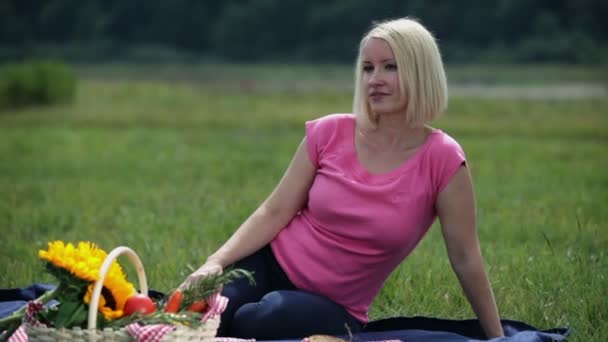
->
<box><xmin>353</xmin><ymin>17</ymin><xmax>448</xmax><ymax>127</ymax></box>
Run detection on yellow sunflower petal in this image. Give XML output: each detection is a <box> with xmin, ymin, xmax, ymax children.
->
<box><xmin>42</xmin><ymin>241</ymin><xmax>137</xmax><ymax>320</ymax></box>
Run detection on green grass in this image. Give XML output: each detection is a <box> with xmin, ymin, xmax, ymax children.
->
<box><xmin>74</xmin><ymin>62</ymin><xmax>608</xmax><ymax>86</ymax></box>
<box><xmin>0</xmin><ymin>67</ymin><xmax>607</xmax><ymax>341</ymax></box>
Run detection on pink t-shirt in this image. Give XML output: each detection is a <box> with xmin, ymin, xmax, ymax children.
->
<box><xmin>270</xmin><ymin>113</ymin><xmax>466</xmax><ymax>322</ymax></box>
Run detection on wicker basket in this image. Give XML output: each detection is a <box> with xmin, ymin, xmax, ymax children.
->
<box><xmin>26</xmin><ymin>246</ymin><xmax>219</xmax><ymax>342</ymax></box>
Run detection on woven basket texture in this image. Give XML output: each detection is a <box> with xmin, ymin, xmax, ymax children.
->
<box><xmin>26</xmin><ymin>316</ymin><xmax>219</xmax><ymax>341</ymax></box>
<box><xmin>26</xmin><ymin>246</ymin><xmax>219</xmax><ymax>342</ymax></box>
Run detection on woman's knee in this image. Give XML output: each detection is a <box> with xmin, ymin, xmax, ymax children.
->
<box><xmin>230</xmin><ymin>291</ymin><xmax>289</xmax><ymax>338</ymax></box>
<box><xmin>229</xmin><ymin>290</ymin><xmax>361</xmax><ymax>339</ymax></box>
<box><xmin>217</xmin><ymin>276</ymin><xmax>265</xmax><ymax>336</ymax></box>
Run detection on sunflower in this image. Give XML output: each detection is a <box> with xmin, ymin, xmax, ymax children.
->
<box><xmin>39</xmin><ymin>241</ymin><xmax>136</xmax><ymax>320</ymax></box>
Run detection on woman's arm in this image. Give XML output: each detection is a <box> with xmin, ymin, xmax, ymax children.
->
<box><xmin>436</xmin><ymin>165</ymin><xmax>504</xmax><ymax>338</ymax></box>
<box><xmin>180</xmin><ymin>138</ymin><xmax>316</xmax><ymax>288</ymax></box>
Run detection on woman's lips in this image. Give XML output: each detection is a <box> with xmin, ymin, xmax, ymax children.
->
<box><xmin>369</xmin><ymin>92</ymin><xmax>389</xmax><ymax>101</ymax></box>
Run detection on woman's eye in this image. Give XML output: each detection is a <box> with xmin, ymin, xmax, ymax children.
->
<box><xmin>386</xmin><ymin>63</ymin><xmax>398</xmax><ymax>70</ymax></box>
<box><xmin>363</xmin><ymin>65</ymin><xmax>374</xmax><ymax>72</ymax></box>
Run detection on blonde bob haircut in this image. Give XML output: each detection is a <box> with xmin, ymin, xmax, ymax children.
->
<box><xmin>353</xmin><ymin>17</ymin><xmax>448</xmax><ymax>127</ymax></box>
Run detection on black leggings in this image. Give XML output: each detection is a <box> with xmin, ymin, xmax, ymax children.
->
<box><xmin>218</xmin><ymin>245</ymin><xmax>362</xmax><ymax>339</ymax></box>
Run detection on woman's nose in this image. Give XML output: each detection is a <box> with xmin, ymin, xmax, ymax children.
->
<box><xmin>368</xmin><ymin>70</ymin><xmax>384</xmax><ymax>85</ymax></box>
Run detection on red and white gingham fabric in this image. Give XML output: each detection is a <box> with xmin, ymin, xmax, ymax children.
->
<box><xmin>7</xmin><ymin>301</ymin><xmax>45</xmax><ymax>342</ymax></box>
<box><xmin>201</xmin><ymin>291</ymin><xmax>228</xmax><ymax>322</ymax></box>
<box><xmin>6</xmin><ymin>325</ymin><xmax>27</xmax><ymax>342</ymax></box>
<box><xmin>126</xmin><ymin>291</ymin><xmax>229</xmax><ymax>342</ymax></box>
<box><xmin>126</xmin><ymin>323</ymin><xmax>176</xmax><ymax>342</ymax></box>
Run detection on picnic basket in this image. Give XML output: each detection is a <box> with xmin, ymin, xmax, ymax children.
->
<box><xmin>25</xmin><ymin>246</ymin><xmax>220</xmax><ymax>341</ymax></box>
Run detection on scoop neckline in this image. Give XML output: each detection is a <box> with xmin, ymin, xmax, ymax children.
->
<box><xmin>348</xmin><ymin>117</ymin><xmax>439</xmax><ymax>181</ymax></box>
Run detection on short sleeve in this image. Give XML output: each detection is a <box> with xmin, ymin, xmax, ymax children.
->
<box><xmin>431</xmin><ymin>132</ymin><xmax>467</xmax><ymax>194</ymax></box>
<box><xmin>305</xmin><ymin>114</ymin><xmax>343</xmax><ymax>167</ymax></box>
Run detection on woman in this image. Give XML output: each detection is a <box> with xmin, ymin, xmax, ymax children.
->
<box><xmin>180</xmin><ymin>17</ymin><xmax>504</xmax><ymax>340</ymax></box>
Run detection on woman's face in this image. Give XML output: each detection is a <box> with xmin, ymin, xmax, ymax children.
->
<box><xmin>361</xmin><ymin>38</ymin><xmax>407</xmax><ymax>117</ymax></box>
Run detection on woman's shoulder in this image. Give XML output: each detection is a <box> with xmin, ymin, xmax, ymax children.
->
<box><xmin>308</xmin><ymin>113</ymin><xmax>356</xmax><ymax>126</ymax></box>
<box><xmin>305</xmin><ymin>114</ymin><xmax>355</xmax><ymax>164</ymax></box>
<box><xmin>424</xmin><ymin>129</ymin><xmax>467</xmax><ymax>193</ymax></box>
<box><xmin>306</xmin><ymin>113</ymin><xmax>355</xmax><ymax>136</ymax></box>
<box><xmin>427</xmin><ymin>128</ymin><xmax>464</xmax><ymax>153</ymax></box>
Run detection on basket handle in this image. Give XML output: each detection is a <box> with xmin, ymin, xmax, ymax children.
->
<box><xmin>87</xmin><ymin>246</ymin><xmax>148</xmax><ymax>330</ymax></box>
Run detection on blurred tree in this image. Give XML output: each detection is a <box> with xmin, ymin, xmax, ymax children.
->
<box><xmin>0</xmin><ymin>1</ymin><xmax>21</xmax><ymax>47</ymax></box>
<box><xmin>304</xmin><ymin>0</ymin><xmax>408</xmax><ymax>61</ymax></box>
<box><xmin>39</xmin><ymin>0</ymin><xmax>106</xmax><ymax>42</ymax></box>
<box><xmin>0</xmin><ymin>0</ymin><xmax>605</xmax><ymax>64</ymax></box>
<box><xmin>105</xmin><ymin>0</ymin><xmax>151</xmax><ymax>44</ymax></box>
<box><xmin>566</xmin><ymin>0</ymin><xmax>608</xmax><ymax>42</ymax></box>
<box><xmin>213</xmin><ymin>0</ymin><xmax>312</xmax><ymax>60</ymax></box>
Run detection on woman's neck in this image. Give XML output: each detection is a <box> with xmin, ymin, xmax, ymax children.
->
<box><xmin>359</xmin><ymin>113</ymin><xmax>429</xmax><ymax>152</ymax></box>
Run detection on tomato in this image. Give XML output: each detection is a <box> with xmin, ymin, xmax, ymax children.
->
<box><xmin>123</xmin><ymin>294</ymin><xmax>157</xmax><ymax>316</ymax></box>
<box><xmin>186</xmin><ymin>300</ymin><xmax>208</xmax><ymax>313</ymax></box>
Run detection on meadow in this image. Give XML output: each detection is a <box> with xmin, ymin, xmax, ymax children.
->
<box><xmin>0</xmin><ymin>64</ymin><xmax>606</xmax><ymax>341</ymax></box>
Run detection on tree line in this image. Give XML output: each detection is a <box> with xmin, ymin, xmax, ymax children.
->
<box><xmin>1</xmin><ymin>0</ymin><xmax>606</xmax><ymax>64</ymax></box>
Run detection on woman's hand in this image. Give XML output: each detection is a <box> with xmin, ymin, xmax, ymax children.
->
<box><xmin>179</xmin><ymin>260</ymin><xmax>223</xmax><ymax>291</ymax></box>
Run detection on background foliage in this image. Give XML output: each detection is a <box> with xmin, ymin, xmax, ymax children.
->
<box><xmin>1</xmin><ymin>0</ymin><xmax>607</xmax><ymax>64</ymax></box>
<box><xmin>0</xmin><ymin>61</ymin><xmax>77</xmax><ymax>109</ymax></box>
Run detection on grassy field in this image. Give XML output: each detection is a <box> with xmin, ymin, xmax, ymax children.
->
<box><xmin>75</xmin><ymin>62</ymin><xmax>608</xmax><ymax>84</ymax></box>
<box><xmin>0</xmin><ymin>64</ymin><xmax>607</xmax><ymax>340</ymax></box>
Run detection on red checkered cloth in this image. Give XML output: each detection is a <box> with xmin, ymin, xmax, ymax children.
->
<box><xmin>127</xmin><ymin>291</ymin><xmax>229</xmax><ymax>342</ymax></box>
<box><xmin>7</xmin><ymin>301</ymin><xmax>45</xmax><ymax>342</ymax></box>
<box><xmin>126</xmin><ymin>323</ymin><xmax>176</xmax><ymax>342</ymax></box>
<box><xmin>7</xmin><ymin>326</ymin><xmax>27</xmax><ymax>342</ymax></box>
<box><xmin>7</xmin><ymin>293</ymin><xmax>230</xmax><ymax>342</ymax></box>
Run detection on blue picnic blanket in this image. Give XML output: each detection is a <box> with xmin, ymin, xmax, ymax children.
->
<box><xmin>0</xmin><ymin>284</ymin><xmax>569</xmax><ymax>341</ymax></box>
